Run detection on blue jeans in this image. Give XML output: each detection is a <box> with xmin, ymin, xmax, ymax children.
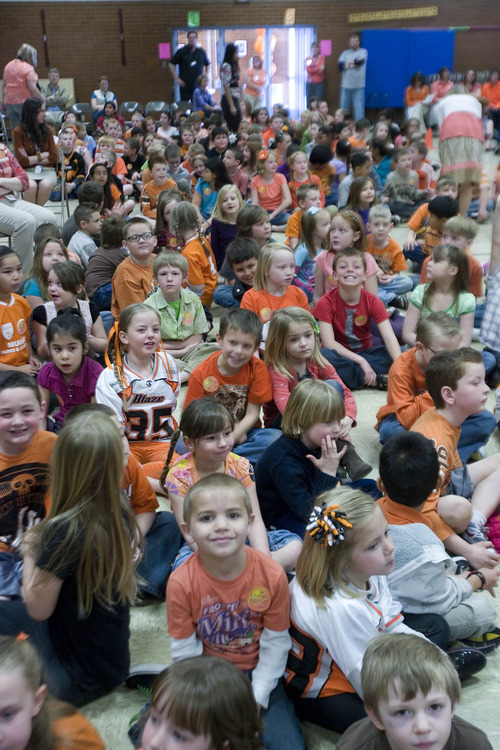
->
<box><xmin>259</xmin><ymin>679</ymin><xmax>305</xmax><ymax>750</ymax></box>
<box><xmin>212</xmin><ymin>284</ymin><xmax>240</xmax><ymax>308</ymax></box>
<box><xmin>321</xmin><ymin>346</ymin><xmax>395</xmax><ymax>390</ymax></box>
<box><xmin>377</xmin><ymin>275</ymin><xmax>414</xmax><ymax>306</ymax></box>
<box><xmin>233</xmin><ymin>427</ymin><xmax>281</xmax><ymax>466</ymax></box>
<box><xmin>403</xmin><ymin>243</ymin><xmax>425</xmax><ymax>270</ymax></box>
<box><xmin>92</xmin><ymin>282</ymin><xmax>112</xmax><ymax>312</ymax></box>
<box><xmin>269</xmin><ymin>211</ymin><xmax>290</xmax><ymax>227</ymax></box>
<box><xmin>136</xmin><ymin>511</ymin><xmax>182</xmax><ymax>598</ymax></box>
<box><xmin>482</xmin><ymin>349</ymin><xmax>497</xmax><ymax>375</ymax></box>
<box><xmin>340</xmin><ymin>87</ymin><xmax>365</xmax><ymax>119</ymax></box>
<box><xmin>378</xmin><ymin>410</ymin><xmax>496</xmax><ymax>464</ymax></box>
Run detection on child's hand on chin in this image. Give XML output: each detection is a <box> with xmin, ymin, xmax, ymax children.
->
<box><xmin>307</xmin><ymin>435</ymin><xmax>347</xmax><ymax>477</ymax></box>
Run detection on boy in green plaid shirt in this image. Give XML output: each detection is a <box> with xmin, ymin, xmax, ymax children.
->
<box><xmin>145</xmin><ymin>252</ymin><xmax>210</xmax><ymax>382</ymax></box>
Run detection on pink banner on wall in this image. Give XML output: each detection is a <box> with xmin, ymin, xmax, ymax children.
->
<box><xmin>158</xmin><ymin>43</ymin><xmax>171</xmax><ymax>59</ymax></box>
<box><xmin>320</xmin><ymin>40</ymin><xmax>332</xmax><ymax>56</ymax></box>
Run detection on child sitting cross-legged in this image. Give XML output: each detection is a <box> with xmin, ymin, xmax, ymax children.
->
<box><xmin>366</xmin><ymin>203</ymin><xmax>413</xmax><ymax>309</ymax></box>
<box><xmin>213</xmin><ymin>237</ymin><xmax>260</xmax><ymax>309</ymax></box>
<box><xmin>411</xmin><ymin>348</ymin><xmax>500</xmax><ymax>570</ymax></box>
<box><xmin>256</xmin><ymin>380</ymin><xmax>376</xmax><ymax>539</ymax></box>
<box><xmin>337</xmin><ymin>632</ymin><xmax>494</xmax><ymax>750</ymax></box>
<box><xmin>166</xmin><ymin>474</ymin><xmax>306</xmax><ymax>750</ymax></box>
<box><xmin>263</xmin><ymin>308</ymin><xmax>371</xmax><ymax>480</ymax></box>
<box><xmin>144</xmin><ymin>251</ymin><xmax>209</xmax><ymax>383</ymax></box>
<box><xmin>161</xmin><ymin>399</ymin><xmax>302</xmax><ymax>572</ymax></box>
<box><xmin>184</xmin><ymin>308</ymin><xmax>280</xmax><ymax>466</ymax></box>
<box><xmin>85</xmin><ymin>216</ymin><xmax>127</xmax><ymax>313</ymax></box>
<box><xmin>376</xmin><ymin>313</ymin><xmax>496</xmax><ymax>464</ymax></box>
<box><xmin>378</xmin><ymin>432</ymin><xmax>499</xmax><ymax>653</ymax></box>
<box><xmin>313</xmin><ymin>248</ymin><xmax>401</xmax><ymax>391</ymax></box>
<box><xmin>284</xmin><ymin>488</ymin><xmax>486</xmax><ymax>737</ymax></box>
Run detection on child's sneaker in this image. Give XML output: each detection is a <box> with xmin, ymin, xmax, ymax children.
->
<box><xmin>392</xmin><ymin>293</ymin><xmax>409</xmax><ymax>310</ymax></box>
<box><xmin>463</xmin><ymin>520</ymin><xmax>488</xmax><ymax>544</ymax></box>
<box><xmin>458</xmin><ymin>628</ymin><xmax>500</xmax><ymax>654</ymax></box>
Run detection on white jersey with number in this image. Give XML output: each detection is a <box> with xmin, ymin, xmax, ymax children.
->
<box><xmin>95</xmin><ymin>352</ymin><xmax>180</xmax><ymax>442</ymax></box>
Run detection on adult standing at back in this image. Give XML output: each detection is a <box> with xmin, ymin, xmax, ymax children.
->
<box><xmin>220</xmin><ymin>43</ymin><xmax>241</xmax><ymax>133</ymax></box>
<box><xmin>305</xmin><ymin>42</ymin><xmax>325</xmax><ymax>108</ymax></box>
<box><xmin>169</xmin><ymin>31</ymin><xmax>210</xmax><ymax>103</ymax></box>
<box><xmin>1</xmin><ymin>44</ymin><xmax>44</xmax><ymax>129</ymax></box>
<box><xmin>337</xmin><ymin>32</ymin><xmax>368</xmax><ymax>120</ymax></box>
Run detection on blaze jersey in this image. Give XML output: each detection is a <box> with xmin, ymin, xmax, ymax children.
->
<box><xmin>95</xmin><ymin>352</ymin><xmax>180</xmax><ymax>442</ymax></box>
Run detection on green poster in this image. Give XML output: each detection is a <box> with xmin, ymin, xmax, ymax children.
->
<box><xmin>187</xmin><ymin>11</ymin><xmax>200</xmax><ymax>27</ymax></box>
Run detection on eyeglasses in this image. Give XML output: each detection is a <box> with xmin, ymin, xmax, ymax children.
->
<box><xmin>126</xmin><ymin>232</ymin><xmax>154</xmax><ymax>242</ymax></box>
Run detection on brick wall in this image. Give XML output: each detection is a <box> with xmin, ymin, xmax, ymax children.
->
<box><xmin>1</xmin><ymin>0</ymin><xmax>498</xmax><ymax>111</ymax></box>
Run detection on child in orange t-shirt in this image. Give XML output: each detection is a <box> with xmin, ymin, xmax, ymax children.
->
<box><xmin>251</xmin><ymin>149</ymin><xmax>292</xmax><ymax>231</ymax></box>
<box><xmin>0</xmin><ymin>372</ymin><xmax>56</xmax><ymax>596</ymax></box>
<box><xmin>166</xmin><ymin>474</ymin><xmax>304</xmax><ymax>747</ymax></box>
<box><xmin>285</xmin><ymin>183</ymin><xmax>322</xmax><ymax>250</ymax></box>
<box><xmin>240</xmin><ymin>244</ymin><xmax>309</xmax><ymax>345</ymax></box>
<box><xmin>376</xmin><ymin>311</ymin><xmax>495</xmax><ymax>465</ymax></box>
<box><xmin>411</xmin><ymin>348</ymin><xmax>500</xmax><ymax>570</ymax></box>
<box><xmin>111</xmin><ymin>218</ymin><xmax>155</xmax><ymax>319</ymax></box>
<box><xmin>0</xmin><ymin>249</ymin><xmax>39</xmax><ymax>376</ymax></box>
<box><xmin>288</xmin><ymin>151</ymin><xmax>324</xmax><ymax>210</ymax></box>
<box><xmin>184</xmin><ymin>309</ymin><xmax>281</xmax><ymax>466</ymax></box>
<box><xmin>366</xmin><ymin>204</ymin><xmax>413</xmax><ymax>307</ymax></box>
<box><xmin>403</xmin><ymin>177</ymin><xmax>458</xmax><ymax>265</ymax></box>
<box><xmin>140</xmin><ymin>156</ymin><xmax>176</xmax><ymax>219</ymax></box>
<box><xmin>170</xmin><ymin>202</ymin><xmax>217</xmax><ymax>308</ymax></box>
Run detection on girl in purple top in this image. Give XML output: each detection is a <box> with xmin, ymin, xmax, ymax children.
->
<box><xmin>37</xmin><ymin>309</ymin><xmax>103</xmax><ymax>431</ymax></box>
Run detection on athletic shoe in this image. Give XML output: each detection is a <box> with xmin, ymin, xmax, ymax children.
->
<box><xmin>458</xmin><ymin>628</ymin><xmax>500</xmax><ymax>654</ymax></box>
<box><xmin>126</xmin><ymin>663</ymin><xmax>166</xmax><ymax>691</ymax></box>
<box><xmin>447</xmin><ymin>646</ymin><xmax>487</xmax><ymax>681</ymax></box>
<box><xmin>376</xmin><ymin>373</ymin><xmax>388</xmax><ymax>391</ymax></box>
<box><xmin>392</xmin><ymin>293</ymin><xmax>409</xmax><ymax>310</ymax></box>
<box><xmin>463</xmin><ymin>520</ymin><xmax>488</xmax><ymax>544</ymax></box>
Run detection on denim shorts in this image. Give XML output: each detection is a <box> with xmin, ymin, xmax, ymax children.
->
<box><xmin>445</xmin><ymin>465</ymin><xmax>474</xmax><ymax>500</ymax></box>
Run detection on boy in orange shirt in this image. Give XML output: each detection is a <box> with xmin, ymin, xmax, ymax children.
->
<box><xmin>111</xmin><ymin>217</ymin><xmax>156</xmax><ymax>319</ymax></box>
<box><xmin>411</xmin><ymin>347</ymin><xmax>500</xmax><ymax>570</ymax></box>
<box><xmin>403</xmin><ymin>176</ymin><xmax>458</xmax><ymax>262</ymax></box>
<box><xmin>0</xmin><ymin>372</ymin><xmax>57</xmax><ymax>595</ymax></box>
<box><xmin>366</xmin><ymin>204</ymin><xmax>413</xmax><ymax>308</ymax></box>
<box><xmin>166</xmin><ymin>474</ymin><xmax>305</xmax><ymax>749</ymax></box>
<box><xmin>285</xmin><ymin>184</ymin><xmax>322</xmax><ymax>250</ymax></box>
<box><xmin>348</xmin><ymin>117</ymin><xmax>370</xmax><ymax>150</ymax></box>
<box><xmin>403</xmin><ymin>194</ymin><xmax>458</xmax><ymax>270</ymax></box>
<box><xmin>140</xmin><ymin>155</ymin><xmax>176</xmax><ymax>219</ymax></box>
<box><xmin>184</xmin><ymin>308</ymin><xmax>280</xmax><ymax>465</ymax></box>
<box><xmin>376</xmin><ymin>312</ymin><xmax>496</xmax><ymax>463</ymax></box>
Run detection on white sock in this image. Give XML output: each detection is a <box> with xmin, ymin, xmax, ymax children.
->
<box><xmin>471</xmin><ymin>510</ymin><xmax>487</xmax><ymax>527</ymax></box>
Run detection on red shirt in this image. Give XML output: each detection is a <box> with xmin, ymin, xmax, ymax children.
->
<box><xmin>313</xmin><ymin>287</ymin><xmax>388</xmax><ymax>351</ymax></box>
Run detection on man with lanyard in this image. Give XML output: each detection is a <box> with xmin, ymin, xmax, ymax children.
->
<box><xmin>169</xmin><ymin>31</ymin><xmax>210</xmax><ymax>103</ymax></box>
<box><xmin>337</xmin><ymin>33</ymin><xmax>368</xmax><ymax>120</ymax></box>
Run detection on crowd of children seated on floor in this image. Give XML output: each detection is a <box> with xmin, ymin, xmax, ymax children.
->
<box><xmin>1</xmin><ymin>72</ymin><xmax>500</xmax><ymax>749</ymax></box>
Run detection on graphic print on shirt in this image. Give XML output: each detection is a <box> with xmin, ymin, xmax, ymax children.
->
<box><xmin>198</xmin><ymin>594</ymin><xmax>263</xmax><ymax>654</ymax></box>
<box><xmin>0</xmin><ymin>463</ymin><xmax>50</xmax><ymax>547</ymax></box>
<box><xmin>344</xmin><ymin>307</ymin><xmax>363</xmax><ymax>351</ymax></box>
